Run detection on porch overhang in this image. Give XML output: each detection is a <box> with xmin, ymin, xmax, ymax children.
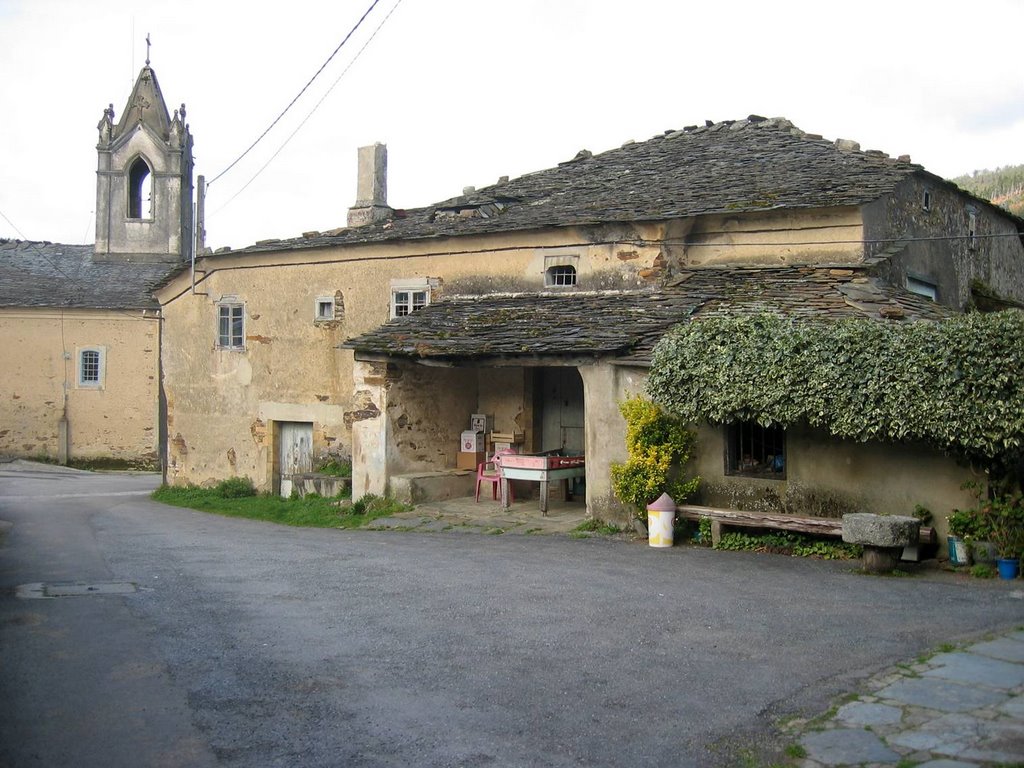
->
<box><xmin>342</xmin><ymin>264</ymin><xmax>955</xmax><ymax>368</ymax></box>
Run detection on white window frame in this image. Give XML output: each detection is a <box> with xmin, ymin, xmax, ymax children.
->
<box><xmin>76</xmin><ymin>346</ymin><xmax>105</xmax><ymax>389</ymax></box>
<box><xmin>390</xmin><ymin>278</ymin><xmax>434</xmax><ymax>319</ymax></box>
<box><xmin>314</xmin><ymin>296</ymin><xmax>335</xmax><ymax>322</ymax></box>
<box><xmin>543</xmin><ymin>252</ymin><xmax>580</xmax><ymax>288</ymax></box>
<box><xmin>217</xmin><ymin>300</ymin><xmax>245</xmax><ymax>350</ymax></box>
<box><xmin>968</xmin><ymin>209</ymin><xmax>978</xmax><ymax>251</ymax></box>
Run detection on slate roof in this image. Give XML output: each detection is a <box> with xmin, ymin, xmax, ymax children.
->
<box><xmin>234</xmin><ymin>116</ymin><xmax>927</xmax><ymax>256</ymax></box>
<box><xmin>344</xmin><ymin>264</ymin><xmax>955</xmax><ymax>366</ymax></box>
<box><xmin>0</xmin><ymin>239</ymin><xmax>176</xmax><ymax>309</ymax></box>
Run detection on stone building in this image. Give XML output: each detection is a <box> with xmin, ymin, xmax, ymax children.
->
<box><xmin>154</xmin><ymin>116</ymin><xmax>1024</xmax><ymax>533</ymax></box>
<box><xmin>0</xmin><ymin>63</ymin><xmax>193</xmax><ymax>464</ymax></box>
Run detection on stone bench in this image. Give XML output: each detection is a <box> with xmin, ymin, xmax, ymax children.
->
<box><xmin>675</xmin><ymin>504</ymin><xmax>934</xmax><ymax>561</ymax></box>
<box><xmin>842</xmin><ymin>513</ymin><xmax>920</xmax><ymax>573</ymax></box>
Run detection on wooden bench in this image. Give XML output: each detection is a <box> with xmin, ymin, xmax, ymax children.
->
<box><xmin>675</xmin><ymin>504</ymin><xmax>936</xmax><ymax>554</ymax></box>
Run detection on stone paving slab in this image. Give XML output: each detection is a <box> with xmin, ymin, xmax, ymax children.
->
<box><xmin>835</xmin><ymin>701</ymin><xmax>903</xmax><ymax>727</ymax></box>
<box><xmin>793</xmin><ymin>627</ymin><xmax>1024</xmax><ymax>767</ymax></box>
<box><xmin>887</xmin><ymin>712</ymin><xmax>1023</xmax><ymax>761</ymax></box>
<box><xmin>802</xmin><ymin>728</ymin><xmax>900</xmax><ymax>765</ymax></box>
<box><xmin>876</xmin><ymin>676</ymin><xmax>1009</xmax><ymax>712</ymax></box>
<box><xmin>922</xmin><ymin>651</ymin><xmax>1024</xmax><ymax>689</ymax></box>
<box><xmin>968</xmin><ymin>635</ymin><xmax>1024</xmax><ymax>663</ymax></box>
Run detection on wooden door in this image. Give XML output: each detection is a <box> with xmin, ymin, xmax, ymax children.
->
<box><xmin>539</xmin><ymin>368</ymin><xmax>584</xmax><ymax>454</ymax></box>
<box><xmin>278</xmin><ymin>421</ymin><xmax>313</xmax><ymax>497</ymax></box>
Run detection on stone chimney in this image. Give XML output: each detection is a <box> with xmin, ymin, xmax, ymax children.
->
<box><xmin>347</xmin><ymin>143</ymin><xmax>392</xmax><ymax>227</ymax></box>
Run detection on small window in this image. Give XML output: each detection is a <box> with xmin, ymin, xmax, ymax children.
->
<box><xmin>217</xmin><ymin>302</ymin><xmax>245</xmax><ymax>349</ymax></box>
<box><xmin>128</xmin><ymin>157</ymin><xmax>153</xmax><ymax>219</ymax></box>
<box><xmin>922</xmin><ymin>190</ymin><xmax>931</xmax><ymax>212</ymax></box>
<box><xmin>77</xmin><ymin>347</ymin><xmax>105</xmax><ymax>388</ymax></box>
<box><xmin>315</xmin><ymin>297</ymin><xmax>335</xmax><ymax>321</ymax></box>
<box><xmin>968</xmin><ymin>209</ymin><xmax>978</xmax><ymax>250</ymax></box>
<box><xmin>906</xmin><ymin>276</ymin><xmax>938</xmax><ymax>302</ymax></box>
<box><xmin>725</xmin><ymin>421</ymin><xmax>785</xmax><ymax>479</ymax></box>
<box><xmin>545</xmin><ymin>264</ymin><xmax>577</xmax><ymax>286</ymax></box>
<box><xmin>390</xmin><ymin>278</ymin><xmax>434</xmax><ymax>319</ymax></box>
<box><xmin>542</xmin><ymin>252</ymin><xmax>580</xmax><ymax>288</ymax></box>
<box><xmin>393</xmin><ymin>290</ymin><xmax>428</xmax><ymax>317</ymax></box>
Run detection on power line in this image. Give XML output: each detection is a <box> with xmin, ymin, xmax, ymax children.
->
<box><xmin>210</xmin><ymin>0</ymin><xmax>405</xmax><ymax>216</ymax></box>
<box><xmin>0</xmin><ymin>207</ymin><xmax>28</xmax><ymax>240</ymax></box>
<box><xmin>207</xmin><ymin>0</ymin><xmax>383</xmax><ymax>187</ymax></box>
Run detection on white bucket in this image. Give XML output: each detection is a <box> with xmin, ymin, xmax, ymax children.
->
<box><xmin>648</xmin><ymin>508</ymin><xmax>674</xmax><ymax>548</ymax></box>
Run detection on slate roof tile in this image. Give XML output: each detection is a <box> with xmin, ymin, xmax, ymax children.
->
<box><xmin>0</xmin><ymin>239</ymin><xmax>175</xmax><ymax>309</ymax></box>
<box><xmin>231</xmin><ymin>118</ymin><xmax>930</xmax><ymax>255</ymax></box>
<box><xmin>344</xmin><ymin>264</ymin><xmax>955</xmax><ymax>365</ymax></box>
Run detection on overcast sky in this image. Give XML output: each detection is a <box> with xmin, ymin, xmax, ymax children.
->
<box><xmin>1</xmin><ymin>0</ymin><xmax>1022</xmax><ymax>250</ymax></box>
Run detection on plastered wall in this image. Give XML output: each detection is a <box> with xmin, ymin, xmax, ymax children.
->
<box><xmin>158</xmin><ymin>227</ymin><xmax>665</xmax><ymax>489</ymax></box>
<box><xmin>682</xmin><ymin>207</ymin><xmax>864</xmax><ymax>267</ymax></box>
<box><xmin>0</xmin><ymin>308</ymin><xmax>160</xmax><ymax>461</ymax></box>
<box><xmin>693</xmin><ymin>422</ymin><xmax>980</xmax><ymax>539</ymax></box>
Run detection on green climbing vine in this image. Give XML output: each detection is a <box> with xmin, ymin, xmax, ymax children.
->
<box><xmin>646</xmin><ymin>311</ymin><xmax>1024</xmax><ymax>485</ymax></box>
<box><xmin>610</xmin><ymin>396</ymin><xmax>700</xmax><ymax>517</ymax></box>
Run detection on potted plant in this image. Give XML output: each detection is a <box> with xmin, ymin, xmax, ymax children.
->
<box><xmin>989</xmin><ymin>494</ymin><xmax>1024</xmax><ymax>580</ymax></box>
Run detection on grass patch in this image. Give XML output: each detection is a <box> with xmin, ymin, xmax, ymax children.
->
<box><xmin>152</xmin><ymin>483</ymin><xmax>406</xmax><ymax>528</ymax></box>
<box><xmin>572</xmin><ymin>518</ymin><xmax>622</xmax><ymax>535</ymax></box>
<box><xmin>714</xmin><ymin>529</ymin><xmax>861</xmax><ymax>560</ymax></box>
<box><xmin>315</xmin><ymin>459</ymin><xmax>352</xmax><ymax>477</ymax></box>
<box><xmin>784</xmin><ymin>743</ymin><xmax>807</xmax><ymax>759</ymax></box>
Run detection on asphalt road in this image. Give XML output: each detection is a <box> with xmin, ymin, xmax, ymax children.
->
<box><xmin>2</xmin><ymin>463</ymin><xmax>1022</xmax><ymax>768</ymax></box>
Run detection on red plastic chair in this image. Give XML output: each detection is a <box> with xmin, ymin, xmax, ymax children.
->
<box><xmin>474</xmin><ymin>450</ymin><xmax>516</xmax><ymax>503</ymax></box>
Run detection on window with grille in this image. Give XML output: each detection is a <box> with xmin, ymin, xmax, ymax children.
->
<box><xmin>545</xmin><ymin>264</ymin><xmax>577</xmax><ymax>286</ymax></box>
<box><xmin>77</xmin><ymin>347</ymin><xmax>104</xmax><ymax>388</ymax></box>
<box><xmin>725</xmin><ymin>421</ymin><xmax>785</xmax><ymax>479</ymax></box>
<box><xmin>217</xmin><ymin>302</ymin><xmax>245</xmax><ymax>349</ymax></box>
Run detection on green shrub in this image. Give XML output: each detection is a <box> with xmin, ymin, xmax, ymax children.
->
<box><xmin>350</xmin><ymin>493</ymin><xmax>410</xmax><ymax>517</ymax></box>
<box><xmin>970</xmin><ymin>563</ymin><xmax>997</xmax><ymax>579</ymax></box>
<box><xmin>214</xmin><ymin>476</ymin><xmax>257</xmax><ymax>498</ymax></box>
<box><xmin>610</xmin><ymin>396</ymin><xmax>699</xmax><ymax>518</ymax></box>
<box><xmin>316</xmin><ymin>459</ymin><xmax>352</xmax><ymax>477</ymax></box>
<box><xmin>713</xmin><ymin>529</ymin><xmax>861</xmax><ymax>559</ymax></box>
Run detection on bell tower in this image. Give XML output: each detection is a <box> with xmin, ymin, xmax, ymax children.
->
<box><xmin>94</xmin><ymin>59</ymin><xmax>193</xmax><ymax>263</ymax></box>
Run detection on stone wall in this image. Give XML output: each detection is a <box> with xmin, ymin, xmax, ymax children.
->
<box><xmin>863</xmin><ymin>176</ymin><xmax>1024</xmax><ymax>309</ymax></box>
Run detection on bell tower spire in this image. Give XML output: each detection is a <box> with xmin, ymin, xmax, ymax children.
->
<box><xmin>94</xmin><ymin>49</ymin><xmax>194</xmax><ymax>264</ymax></box>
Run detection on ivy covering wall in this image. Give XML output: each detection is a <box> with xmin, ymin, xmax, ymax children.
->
<box><xmin>646</xmin><ymin>312</ymin><xmax>1024</xmax><ymax>477</ymax></box>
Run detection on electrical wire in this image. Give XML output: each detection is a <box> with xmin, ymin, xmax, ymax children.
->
<box><xmin>206</xmin><ymin>0</ymin><xmax>382</xmax><ymax>187</ymax></box>
<box><xmin>210</xmin><ymin>0</ymin><xmax>405</xmax><ymax>216</ymax></box>
<box><xmin>0</xmin><ymin>207</ymin><xmax>28</xmax><ymax>240</ymax></box>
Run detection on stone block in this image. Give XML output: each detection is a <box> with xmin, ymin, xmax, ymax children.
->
<box><xmin>842</xmin><ymin>513</ymin><xmax>920</xmax><ymax>547</ymax></box>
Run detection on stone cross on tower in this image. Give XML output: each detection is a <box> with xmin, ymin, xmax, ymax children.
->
<box><xmin>145</xmin><ymin>33</ymin><xmax>151</xmax><ymax>66</ymax></box>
